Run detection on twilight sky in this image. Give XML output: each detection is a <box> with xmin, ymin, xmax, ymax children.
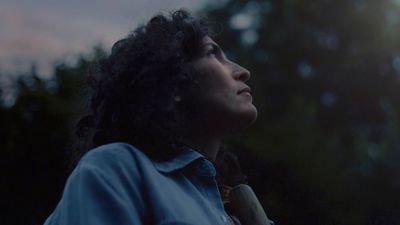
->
<box><xmin>0</xmin><ymin>0</ymin><xmax>210</xmax><ymax>76</ymax></box>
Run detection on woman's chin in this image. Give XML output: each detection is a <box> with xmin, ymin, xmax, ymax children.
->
<box><xmin>230</xmin><ymin>104</ymin><xmax>258</xmax><ymax>132</ymax></box>
<box><xmin>243</xmin><ymin>104</ymin><xmax>258</xmax><ymax>127</ymax></box>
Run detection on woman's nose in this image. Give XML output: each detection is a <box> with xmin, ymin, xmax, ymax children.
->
<box><xmin>233</xmin><ymin>64</ymin><xmax>251</xmax><ymax>82</ymax></box>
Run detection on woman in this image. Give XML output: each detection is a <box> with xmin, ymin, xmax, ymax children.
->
<box><xmin>43</xmin><ymin>10</ymin><xmax>263</xmax><ymax>225</ymax></box>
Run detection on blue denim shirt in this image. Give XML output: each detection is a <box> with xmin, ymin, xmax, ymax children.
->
<box><xmin>43</xmin><ymin>142</ymin><xmax>236</xmax><ymax>225</ymax></box>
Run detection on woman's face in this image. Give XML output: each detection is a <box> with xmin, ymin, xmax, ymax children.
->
<box><xmin>187</xmin><ymin>36</ymin><xmax>258</xmax><ymax>136</ymax></box>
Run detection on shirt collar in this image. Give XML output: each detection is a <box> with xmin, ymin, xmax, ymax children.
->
<box><xmin>152</xmin><ymin>148</ymin><xmax>205</xmax><ymax>173</ymax></box>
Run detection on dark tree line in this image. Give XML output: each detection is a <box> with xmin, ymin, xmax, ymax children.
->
<box><xmin>205</xmin><ymin>0</ymin><xmax>400</xmax><ymax>224</ymax></box>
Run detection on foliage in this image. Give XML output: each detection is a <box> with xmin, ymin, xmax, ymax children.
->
<box><xmin>0</xmin><ymin>48</ymin><xmax>106</xmax><ymax>225</ymax></box>
<box><xmin>203</xmin><ymin>0</ymin><xmax>400</xmax><ymax>224</ymax></box>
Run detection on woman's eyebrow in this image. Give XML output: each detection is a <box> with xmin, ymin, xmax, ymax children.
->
<box><xmin>203</xmin><ymin>43</ymin><xmax>222</xmax><ymax>51</ymax></box>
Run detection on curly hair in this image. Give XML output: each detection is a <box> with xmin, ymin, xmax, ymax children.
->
<box><xmin>74</xmin><ymin>10</ymin><xmax>210</xmax><ymax>160</ymax></box>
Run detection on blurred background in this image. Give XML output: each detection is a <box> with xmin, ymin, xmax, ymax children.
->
<box><xmin>1</xmin><ymin>0</ymin><xmax>400</xmax><ymax>224</ymax></box>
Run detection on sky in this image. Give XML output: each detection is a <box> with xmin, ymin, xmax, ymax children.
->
<box><xmin>0</xmin><ymin>0</ymin><xmax>210</xmax><ymax>76</ymax></box>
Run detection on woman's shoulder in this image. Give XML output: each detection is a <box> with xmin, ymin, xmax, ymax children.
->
<box><xmin>82</xmin><ymin>142</ymin><xmax>148</xmax><ymax>162</ymax></box>
<box><xmin>44</xmin><ymin>143</ymin><xmax>152</xmax><ymax>225</ymax></box>
<box><xmin>75</xmin><ymin>142</ymin><xmax>153</xmax><ymax>178</ymax></box>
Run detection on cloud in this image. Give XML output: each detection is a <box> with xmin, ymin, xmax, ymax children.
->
<box><xmin>0</xmin><ymin>0</ymin><xmax>209</xmax><ymax>76</ymax></box>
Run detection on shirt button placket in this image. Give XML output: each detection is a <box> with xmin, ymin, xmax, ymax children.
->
<box><xmin>221</xmin><ymin>214</ymin><xmax>231</xmax><ymax>225</ymax></box>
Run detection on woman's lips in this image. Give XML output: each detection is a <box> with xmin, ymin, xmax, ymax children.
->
<box><xmin>239</xmin><ymin>92</ymin><xmax>251</xmax><ymax>96</ymax></box>
<box><xmin>237</xmin><ymin>87</ymin><xmax>251</xmax><ymax>95</ymax></box>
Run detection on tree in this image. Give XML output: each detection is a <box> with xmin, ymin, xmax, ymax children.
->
<box><xmin>203</xmin><ymin>0</ymin><xmax>400</xmax><ymax>224</ymax></box>
<box><xmin>0</xmin><ymin>48</ymin><xmax>106</xmax><ymax>225</ymax></box>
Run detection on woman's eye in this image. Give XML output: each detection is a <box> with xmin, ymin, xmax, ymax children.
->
<box><xmin>206</xmin><ymin>49</ymin><xmax>217</xmax><ymax>57</ymax></box>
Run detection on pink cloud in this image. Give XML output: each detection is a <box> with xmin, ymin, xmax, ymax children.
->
<box><xmin>0</xmin><ymin>0</ymin><xmax>209</xmax><ymax>76</ymax></box>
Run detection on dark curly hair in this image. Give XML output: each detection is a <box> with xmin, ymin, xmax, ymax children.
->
<box><xmin>75</xmin><ymin>10</ymin><xmax>209</xmax><ymax>160</ymax></box>
<box><xmin>73</xmin><ymin>10</ymin><xmax>247</xmax><ymax>198</ymax></box>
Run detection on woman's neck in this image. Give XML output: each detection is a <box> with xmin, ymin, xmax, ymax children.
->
<box><xmin>184</xmin><ymin>137</ymin><xmax>221</xmax><ymax>162</ymax></box>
